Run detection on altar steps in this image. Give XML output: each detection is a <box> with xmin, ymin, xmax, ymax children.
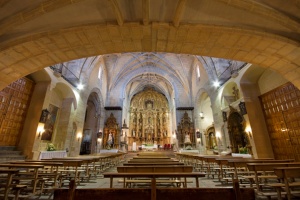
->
<box><xmin>0</xmin><ymin>146</ymin><xmax>26</xmax><ymax>162</ymax></box>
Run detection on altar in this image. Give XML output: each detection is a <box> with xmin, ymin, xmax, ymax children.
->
<box><xmin>100</xmin><ymin>149</ymin><xmax>119</xmax><ymax>153</ymax></box>
<box><xmin>38</xmin><ymin>150</ymin><xmax>67</xmax><ymax>160</ymax></box>
<box><xmin>141</xmin><ymin>144</ymin><xmax>158</xmax><ymax>150</ymax></box>
<box><xmin>179</xmin><ymin>149</ymin><xmax>199</xmax><ymax>153</ymax></box>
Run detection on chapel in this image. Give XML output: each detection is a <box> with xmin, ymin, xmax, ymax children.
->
<box><xmin>0</xmin><ymin>1</ymin><xmax>300</xmax><ymax>198</ymax></box>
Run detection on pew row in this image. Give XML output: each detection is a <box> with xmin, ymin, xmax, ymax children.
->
<box><xmin>54</xmin><ymin>180</ymin><xmax>255</xmax><ymax>200</ymax></box>
<box><xmin>116</xmin><ymin>166</ymin><xmax>195</xmax><ymax>188</ymax></box>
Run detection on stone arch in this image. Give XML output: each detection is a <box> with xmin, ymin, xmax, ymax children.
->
<box><xmin>0</xmin><ymin>24</ymin><xmax>299</xmax><ymax>91</ymax></box>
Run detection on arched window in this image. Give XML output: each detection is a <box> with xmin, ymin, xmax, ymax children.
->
<box><xmin>98</xmin><ymin>65</ymin><xmax>102</xmax><ymax>80</ymax></box>
<box><xmin>196</xmin><ymin>64</ymin><xmax>200</xmax><ymax>79</ymax></box>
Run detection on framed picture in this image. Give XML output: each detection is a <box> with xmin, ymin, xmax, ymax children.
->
<box><xmin>222</xmin><ymin>111</ymin><xmax>227</xmax><ymax>122</ymax></box>
<box><xmin>39</xmin><ymin>109</ymin><xmax>49</xmax><ymax>123</ymax></box>
<box><xmin>41</xmin><ymin>104</ymin><xmax>59</xmax><ymax>141</ymax></box>
<box><xmin>239</xmin><ymin>102</ymin><xmax>247</xmax><ymax>115</ymax></box>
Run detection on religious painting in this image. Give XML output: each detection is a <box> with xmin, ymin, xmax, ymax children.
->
<box><xmin>41</xmin><ymin>104</ymin><xmax>59</xmax><ymax>141</ymax></box>
<box><xmin>39</xmin><ymin>109</ymin><xmax>49</xmax><ymax>123</ymax></box>
<box><xmin>239</xmin><ymin>102</ymin><xmax>247</xmax><ymax>115</ymax></box>
<box><xmin>222</xmin><ymin>111</ymin><xmax>227</xmax><ymax>122</ymax></box>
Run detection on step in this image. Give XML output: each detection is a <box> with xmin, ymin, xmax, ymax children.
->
<box><xmin>0</xmin><ymin>146</ymin><xmax>16</xmax><ymax>151</ymax></box>
<box><xmin>0</xmin><ymin>155</ymin><xmax>26</xmax><ymax>162</ymax></box>
<box><xmin>0</xmin><ymin>150</ymin><xmax>22</xmax><ymax>155</ymax></box>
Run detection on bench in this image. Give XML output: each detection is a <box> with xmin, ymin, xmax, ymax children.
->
<box><xmin>103</xmin><ymin>172</ymin><xmax>205</xmax><ymax>189</ymax></box>
<box><xmin>0</xmin><ymin>169</ymin><xmax>20</xmax><ymax>200</ymax></box>
<box><xmin>11</xmin><ymin>161</ymin><xmax>64</xmax><ymax>188</ymax></box>
<box><xmin>127</xmin><ymin>159</ymin><xmax>179</xmax><ymax>163</ymax></box>
<box><xmin>273</xmin><ymin>167</ymin><xmax>300</xmax><ymax>200</ymax></box>
<box><xmin>0</xmin><ymin>163</ymin><xmax>45</xmax><ymax>196</ymax></box>
<box><xmin>117</xmin><ymin>166</ymin><xmax>193</xmax><ymax>173</ymax></box>
<box><xmin>117</xmin><ymin>166</ymin><xmax>194</xmax><ymax>187</ymax></box>
<box><xmin>123</xmin><ymin>162</ymin><xmax>184</xmax><ymax>166</ymax></box>
<box><xmin>53</xmin><ymin>179</ymin><xmax>255</xmax><ymax>200</ymax></box>
<box><xmin>246</xmin><ymin>162</ymin><xmax>300</xmax><ymax>199</ymax></box>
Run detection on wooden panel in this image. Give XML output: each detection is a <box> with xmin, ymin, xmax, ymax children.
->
<box><xmin>260</xmin><ymin>82</ymin><xmax>300</xmax><ymax>161</ymax></box>
<box><xmin>0</xmin><ymin>77</ymin><xmax>34</xmax><ymax>146</ymax></box>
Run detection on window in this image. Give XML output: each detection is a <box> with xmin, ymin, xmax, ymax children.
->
<box><xmin>197</xmin><ymin>65</ymin><xmax>200</xmax><ymax>78</ymax></box>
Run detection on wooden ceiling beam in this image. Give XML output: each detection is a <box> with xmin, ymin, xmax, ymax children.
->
<box><xmin>173</xmin><ymin>0</ymin><xmax>187</xmax><ymax>27</ymax></box>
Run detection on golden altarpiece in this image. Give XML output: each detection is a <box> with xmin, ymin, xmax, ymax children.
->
<box><xmin>103</xmin><ymin>113</ymin><xmax>119</xmax><ymax>149</ymax></box>
<box><xmin>177</xmin><ymin>112</ymin><xmax>195</xmax><ymax>148</ymax></box>
<box><xmin>128</xmin><ymin>87</ymin><xmax>170</xmax><ymax>146</ymax></box>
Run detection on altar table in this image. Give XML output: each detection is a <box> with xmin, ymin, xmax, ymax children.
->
<box><xmin>38</xmin><ymin>150</ymin><xmax>67</xmax><ymax>160</ymax></box>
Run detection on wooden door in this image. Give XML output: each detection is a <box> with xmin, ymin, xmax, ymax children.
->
<box><xmin>0</xmin><ymin>78</ymin><xmax>34</xmax><ymax>146</ymax></box>
<box><xmin>260</xmin><ymin>82</ymin><xmax>300</xmax><ymax>161</ymax></box>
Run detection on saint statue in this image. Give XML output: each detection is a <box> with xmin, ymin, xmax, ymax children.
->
<box><xmin>184</xmin><ymin>132</ymin><xmax>191</xmax><ymax>144</ymax></box>
<box><xmin>120</xmin><ymin>131</ymin><xmax>125</xmax><ymax>143</ymax></box>
<box><xmin>132</xmin><ymin>130</ymin><xmax>136</xmax><ymax>137</ymax></box>
<box><xmin>107</xmin><ymin>132</ymin><xmax>114</xmax><ymax>147</ymax></box>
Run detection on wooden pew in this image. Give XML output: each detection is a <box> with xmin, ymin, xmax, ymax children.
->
<box><xmin>0</xmin><ymin>169</ymin><xmax>20</xmax><ymax>200</ymax></box>
<box><xmin>123</xmin><ymin>162</ymin><xmax>184</xmax><ymax>166</ymax></box>
<box><xmin>226</xmin><ymin>159</ymin><xmax>295</xmax><ymax>180</ymax></box>
<box><xmin>127</xmin><ymin>159</ymin><xmax>179</xmax><ymax>163</ymax></box>
<box><xmin>246</xmin><ymin>162</ymin><xmax>300</xmax><ymax>199</ymax></box>
<box><xmin>273</xmin><ymin>167</ymin><xmax>300</xmax><ymax>200</ymax></box>
<box><xmin>117</xmin><ymin>166</ymin><xmax>194</xmax><ymax>188</ymax></box>
<box><xmin>11</xmin><ymin>161</ymin><xmax>64</xmax><ymax>188</ymax></box>
<box><xmin>103</xmin><ymin>172</ymin><xmax>205</xmax><ymax>189</ymax></box>
<box><xmin>117</xmin><ymin>166</ymin><xmax>193</xmax><ymax>173</ymax></box>
<box><xmin>53</xmin><ymin>180</ymin><xmax>255</xmax><ymax>200</ymax></box>
<box><xmin>39</xmin><ymin>159</ymin><xmax>84</xmax><ymax>185</ymax></box>
<box><xmin>0</xmin><ymin>163</ymin><xmax>45</xmax><ymax>195</ymax></box>
<box><xmin>132</xmin><ymin>156</ymin><xmax>171</xmax><ymax>159</ymax></box>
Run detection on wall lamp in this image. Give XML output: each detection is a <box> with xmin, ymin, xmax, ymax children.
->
<box><xmin>77</xmin><ymin>133</ymin><xmax>82</xmax><ymax>142</ymax></box>
<box><xmin>199</xmin><ymin>112</ymin><xmax>204</xmax><ymax>119</ymax></box>
<box><xmin>245</xmin><ymin>127</ymin><xmax>252</xmax><ymax>139</ymax></box>
<box><xmin>37</xmin><ymin>122</ymin><xmax>45</xmax><ymax>139</ymax></box>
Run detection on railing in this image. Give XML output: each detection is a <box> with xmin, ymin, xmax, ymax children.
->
<box><xmin>50</xmin><ymin>64</ymin><xmax>80</xmax><ymax>88</ymax></box>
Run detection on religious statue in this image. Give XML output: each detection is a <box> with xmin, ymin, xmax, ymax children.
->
<box><xmin>232</xmin><ymin>86</ymin><xmax>239</xmax><ymax>101</ymax></box>
<box><xmin>107</xmin><ymin>132</ymin><xmax>114</xmax><ymax>147</ymax></box>
<box><xmin>163</xmin><ymin>130</ymin><xmax>167</xmax><ymax>137</ymax></box>
<box><xmin>132</xmin><ymin>130</ymin><xmax>136</xmax><ymax>137</ymax></box>
<box><xmin>184</xmin><ymin>132</ymin><xmax>191</xmax><ymax>144</ymax></box>
<box><xmin>124</xmin><ymin>132</ymin><xmax>127</xmax><ymax>143</ymax></box>
<box><xmin>120</xmin><ymin>131</ymin><xmax>125</xmax><ymax>143</ymax></box>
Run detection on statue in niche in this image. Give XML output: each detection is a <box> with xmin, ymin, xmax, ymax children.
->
<box><xmin>157</xmin><ymin>129</ymin><xmax>161</xmax><ymax>137</ymax></box>
<box><xmin>163</xmin><ymin>130</ymin><xmax>167</xmax><ymax>137</ymax></box>
<box><xmin>132</xmin><ymin>130</ymin><xmax>136</xmax><ymax>137</ymax></box>
<box><xmin>107</xmin><ymin>132</ymin><xmax>114</xmax><ymax>147</ymax></box>
<box><xmin>184</xmin><ymin>132</ymin><xmax>191</xmax><ymax>144</ymax></box>
<box><xmin>147</xmin><ymin>102</ymin><xmax>152</xmax><ymax>109</ymax></box>
<box><xmin>148</xmin><ymin>117</ymin><xmax>152</xmax><ymax>124</ymax></box>
<box><xmin>120</xmin><ymin>131</ymin><xmax>125</xmax><ymax>143</ymax></box>
<box><xmin>232</xmin><ymin>86</ymin><xmax>239</xmax><ymax>101</ymax></box>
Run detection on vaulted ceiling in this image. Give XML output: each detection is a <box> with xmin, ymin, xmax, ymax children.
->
<box><xmin>0</xmin><ymin>0</ymin><xmax>299</xmax><ymax>90</ymax></box>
